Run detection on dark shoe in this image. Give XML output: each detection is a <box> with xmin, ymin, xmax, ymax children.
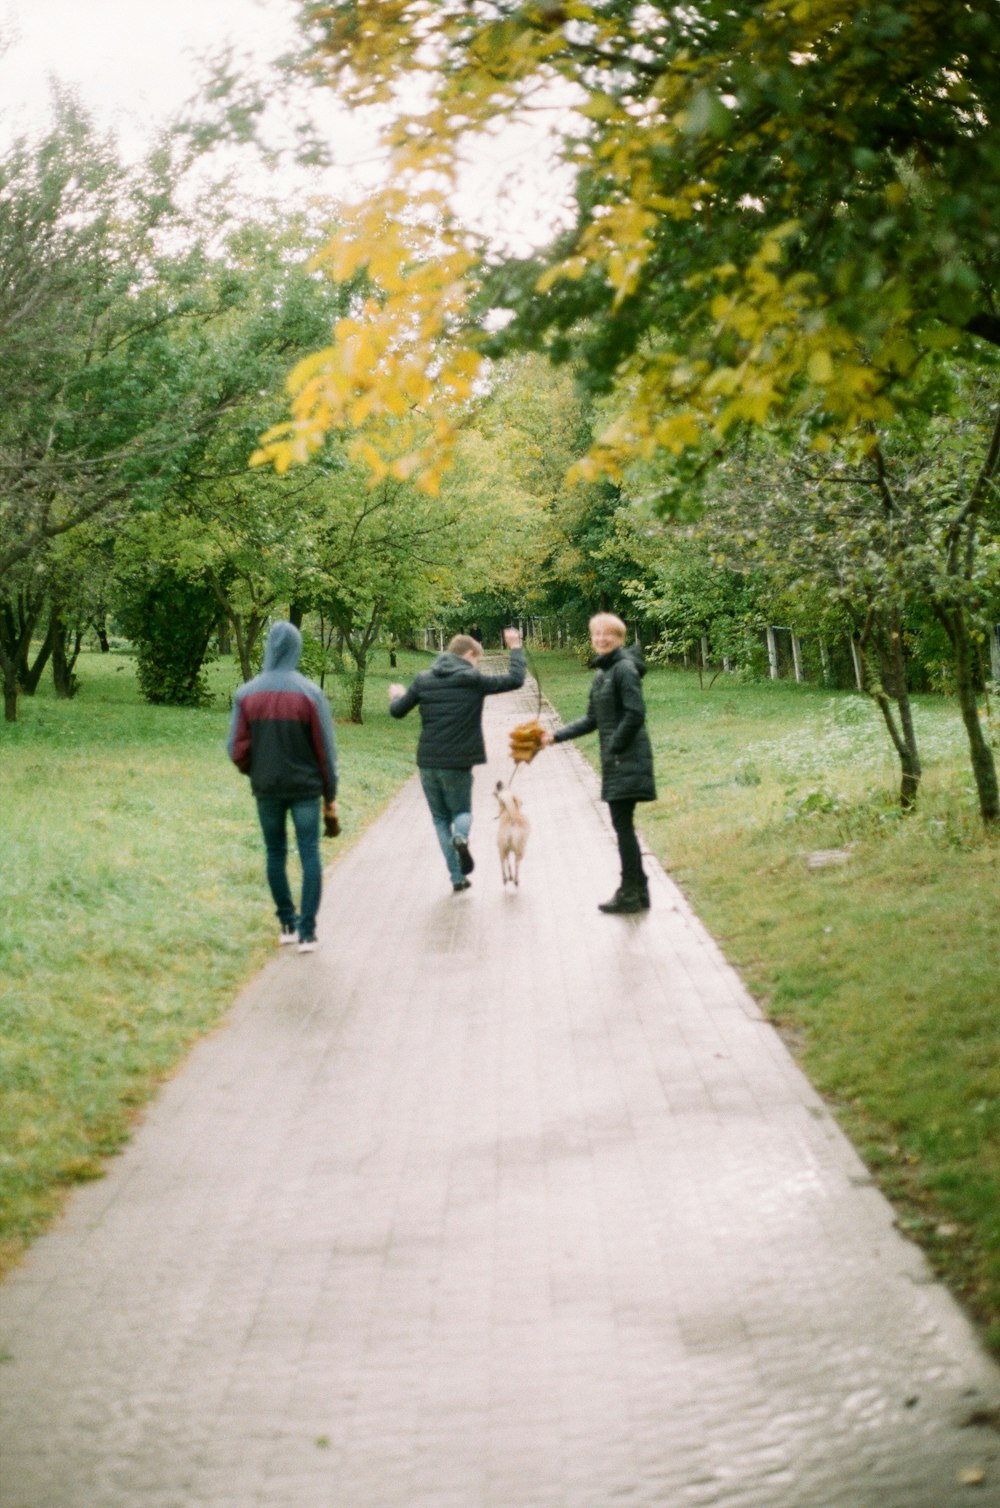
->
<box><xmin>452</xmin><ymin>834</ymin><xmax>474</xmax><ymax>875</ymax></box>
<box><xmin>598</xmin><ymin>889</ymin><xmax>644</xmax><ymax>914</ymax></box>
<box><xmin>605</xmin><ymin>880</ymin><xmax>650</xmax><ymax>909</ymax></box>
<box><xmin>452</xmin><ymin>878</ymin><xmax>472</xmax><ymax>893</ymax></box>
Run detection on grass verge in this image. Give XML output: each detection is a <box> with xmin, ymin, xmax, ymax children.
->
<box><xmin>0</xmin><ymin>648</ymin><xmax>420</xmax><ymax>1279</ymax></box>
<box><xmin>537</xmin><ymin>650</ymin><xmax>1000</xmax><ymax>1355</ymax></box>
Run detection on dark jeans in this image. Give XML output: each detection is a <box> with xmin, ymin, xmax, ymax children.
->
<box><xmin>419</xmin><ymin>767</ymin><xmax>473</xmax><ymax>884</ymax></box>
<box><xmin>607</xmin><ymin>798</ymin><xmax>647</xmax><ymax>893</ymax></box>
<box><xmin>255</xmin><ymin>796</ymin><xmax>322</xmax><ymax>940</ymax></box>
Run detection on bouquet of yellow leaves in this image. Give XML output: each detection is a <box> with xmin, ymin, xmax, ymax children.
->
<box><xmin>509</xmin><ymin>719</ymin><xmax>546</xmax><ymax>764</ymax></box>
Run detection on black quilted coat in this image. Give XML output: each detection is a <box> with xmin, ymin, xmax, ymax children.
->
<box><xmin>554</xmin><ymin>644</ymin><xmax>656</xmax><ymax>802</ymax></box>
<box><xmin>389</xmin><ymin>648</ymin><xmax>525</xmax><ymax>768</ymax></box>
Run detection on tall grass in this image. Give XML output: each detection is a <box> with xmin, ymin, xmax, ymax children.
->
<box><xmin>0</xmin><ymin>648</ymin><xmax>419</xmax><ymax>1276</ymax></box>
<box><xmin>539</xmin><ymin>650</ymin><xmax>1000</xmax><ymax>1353</ymax></box>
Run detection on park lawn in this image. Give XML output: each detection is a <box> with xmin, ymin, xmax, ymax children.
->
<box><xmin>0</xmin><ymin>647</ymin><xmax>419</xmax><ymax>1279</ymax></box>
<box><xmin>537</xmin><ymin>649</ymin><xmax>1000</xmax><ymax>1354</ymax></box>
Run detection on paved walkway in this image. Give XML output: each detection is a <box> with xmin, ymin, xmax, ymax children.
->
<box><xmin>2</xmin><ymin>678</ymin><xmax>999</xmax><ymax>1508</ymax></box>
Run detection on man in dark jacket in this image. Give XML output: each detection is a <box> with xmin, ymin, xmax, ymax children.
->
<box><xmin>389</xmin><ymin>627</ymin><xmax>525</xmax><ymax>891</ymax></box>
<box><xmin>541</xmin><ymin>613</ymin><xmax>656</xmax><ymax>914</ymax></box>
<box><xmin>227</xmin><ymin>621</ymin><xmax>338</xmax><ymax>952</ymax></box>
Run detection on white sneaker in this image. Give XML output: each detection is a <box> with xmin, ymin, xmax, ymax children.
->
<box><xmin>279</xmin><ymin>926</ymin><xmax>298</xmax><ymax>946</ymax></box>
<box><xmin>298</xmin><ymin>937</ymin><xmax>318</xmax><ymax>954</ymax></box>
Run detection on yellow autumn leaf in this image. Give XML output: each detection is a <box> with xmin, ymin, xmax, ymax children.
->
<box><xmin>807</xmin><ymin>349</ymin><xmax>834</xmax><ymax>384</ymax></box>
<box><xmin>286</xmin><ymin>350</ymin><xmax>332</xmax><ymax>393</ymax></box>
<box><xmin>654</xmin><ymin>412</ymin><xmax>702</xmax><ymax>453</ymax></box>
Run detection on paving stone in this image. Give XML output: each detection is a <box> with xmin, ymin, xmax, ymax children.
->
<box><xmin>1</xmin><ymin>676</ymin><xmax>999</xmax><ymax>1506</ymax></box>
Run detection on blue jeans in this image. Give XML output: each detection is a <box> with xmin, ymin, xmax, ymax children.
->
<box><xmin>255</xmin><ymin>796</ymin><xmax>322</xmax><ymax>940</ymax></box>
<box><xmin>419</xmin><ymin>768</ymin><xmax>473</xmax><ymax>884</ymax></box>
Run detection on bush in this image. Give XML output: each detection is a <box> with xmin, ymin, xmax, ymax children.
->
<box><xmin>113</xmin><ymin>567</ymin><xmax>219</xmax><ymax>707</ymax></box>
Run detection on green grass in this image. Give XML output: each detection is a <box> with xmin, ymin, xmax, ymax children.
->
<box><xmin>537</xmin><ymin>650</ymin><xmax>1000</xmax><ymax>1353</ymax></box>
<box><xmin>0</xmin><ymin>647</ymin><xmax>421</xmax><ymax>1276</ymax></box>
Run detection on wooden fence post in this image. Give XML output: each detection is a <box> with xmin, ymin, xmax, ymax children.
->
<box><xmin>766</xmin><ymin>626</ymin><xmax>779</xmax><ymax>679</ymax></box>
<box><xmin>791</xmin><ymin>634</ymin><xmax>804</xmax><ymax>683</ymax></box>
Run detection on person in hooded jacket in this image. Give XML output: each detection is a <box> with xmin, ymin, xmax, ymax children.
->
<box><xmin>540</xmin><ymin>612</ymin><xmax>656</xmax><ymax>914</ymax></box>
<box><xmin>388</xmin><ymin>627</ymin><xmax>525</xmax><ymax>891</ymax></box>
<box><xmin>227</xmin><ymin>621</ymin><xmax>338</xmax><ymax>952</ymax></box>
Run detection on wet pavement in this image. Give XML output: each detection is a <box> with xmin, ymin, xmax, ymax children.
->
<box><xmin>1</xmin><ymin>676</ymin><xmax>999</xmax><ymax>1507</ymax></box>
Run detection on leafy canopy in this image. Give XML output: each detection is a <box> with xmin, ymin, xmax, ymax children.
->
<box><xmin>258</xmin><ymin>0</ymin><xmax>1000</xmax><ymax>490</ymax></box>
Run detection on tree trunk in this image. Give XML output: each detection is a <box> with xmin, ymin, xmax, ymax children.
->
<box><xmin>244</xmin><ymin>613</ymin><xmax>268</xmax><ymax>673</ymax></box>
<box><xmin>344</xmin><ymin>608</ymin><xmax>386</xmax><ymax>723</ymax></box>
<box><xmin>884</xmin><ymin>608</ymin><xmax>921</xmax><ymax>810</ymax></box>
<box><xmin>349</xmin><ymin>660</ymin><xmax>366</xmax><ymax>723</ymax></box>
<box><xmin>853</xmin><ymin>608</ymin><xmax>922</xmax><ymax>810</ymax></box>
<box><xmin>233</xmin><ymin>618</ymin><xmax>253</xmax><ymax>682</ymax></box>
<box><xmin>20</xmin><ymin>612</ymin><xmax>57</xmax><ymax>694</ymax></box>
<box><xmin>1</xmin><ymin>591</ymin><xmax>46</xmax><ymax>707</ymax></box>
<box><xmin>1</xmin><ymin>649</ymin><xmax>17</xmax><ymax>722</ymax></box>
<box><xmin>870</xmin><ymin>686</ymin><xmax>921</xmax><ymax>810</ymax></box>
<box><xmin>51</xmin><ymin>611</ymin><xmax>79</xmax><ymax>698</ymax></box>
<box><xmin>950</xmin><ymin>611</ymin><xmax>999</xmax><ymax>822</ymax></box>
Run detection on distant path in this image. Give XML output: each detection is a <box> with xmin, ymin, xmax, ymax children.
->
<box><xmin>1</xmin><ymin>679</ymin><xmax>998</xmax><ymax>1507</ymax></box>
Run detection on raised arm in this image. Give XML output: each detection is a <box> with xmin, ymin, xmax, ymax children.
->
<box><xmin>477</xmin><ymin>628</ymin><xmax>526</xmax><ymax>694</ymax></box>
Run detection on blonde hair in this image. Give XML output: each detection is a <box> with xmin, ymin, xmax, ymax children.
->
<box><xmin>447</xmin><ymin>634</ymin><xmax>483</xmax><ymax>658</ymax></box>
<box><xmin>589</xmin><ymin>613</ymin><xmax>627</xmax><ymax>644</ymax></box>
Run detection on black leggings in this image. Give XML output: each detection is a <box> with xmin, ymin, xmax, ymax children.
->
<box><xmin>607</xmin><ymin>798</ymin><xmax>646</xmax><ymax>891</ymax></box>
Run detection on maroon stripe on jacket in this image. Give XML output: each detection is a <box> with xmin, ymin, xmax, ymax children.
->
<box><xmin>241</xmin><ymin>689</ymin><xmax>315</xmax><ymax>723</ymax></box>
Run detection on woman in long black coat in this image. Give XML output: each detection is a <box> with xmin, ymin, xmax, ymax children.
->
<box><xmin>542</xmin><ymin>613</ymin><xmax>657</xmax><ymax>914</ymax></box>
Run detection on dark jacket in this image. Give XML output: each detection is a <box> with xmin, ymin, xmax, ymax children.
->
<box><xmin>390</xmin><ymin>648</ymin><xmax>526</xmax><ymax>768</ymax></box>
<box><xmin>554</xmin><ymin>644</ymin><xmax>656</xmax><ymax>802</ymax></box>
<box><xmin>227</xmin><ymin>622</ymin><xmax>338</xmax><ymax>802</ymax></box>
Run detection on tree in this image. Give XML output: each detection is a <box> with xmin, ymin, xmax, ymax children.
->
<box><xmin>440</xmin><ymin>354</ymin><xmax>655</xmax><ymax>633</ymax></box>
<box><xmin>259</xmin><ymin>1</ymin><xmax>1000</xmax><ymax>489</ymax></box>
<box><xmin>684</xmin><ymin>360</ymin><xmax>1000</xmax><ymax>818</ymax></box>
<box><xmin>305</xmin><ymin>456</ymin><xmax>506</xmax><ymax>722</ymax></box>
<box><xmin>114</xmin><ymin>560</ymin><xmax>221</xmax><ymax>707</ymax></box>
<box><xmin>623</xmin><ymin>530</ymin><xmax>772</xmax><ymax>684</ymax></box>
<box><xmin>0</xmin><ymin>56</ymin><xmax>356</xmax><ymax>720</ymax></box>
<box><xmin>694</xmin><ymin>434</ymin><xmax>929</xmax><ymax>808</ymax></box>
<box><xmin>0</xmin><ymin>103</ymin><xmax>237</xmax><ymax>717</ymax></box>
<box><xmin>114</xmin><ymin>212</ymin><xmax>363</xmax><ymax>690</ymax></box>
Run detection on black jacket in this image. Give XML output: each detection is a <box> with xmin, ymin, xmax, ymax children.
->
<box><xmin>390</xmin><ymin>648</ymin><xmax>526</xmax><ymax>768</ymax></box>
<box><xmin>554</xmin><ymin>644</ymin><xmax>656</xmax><ymax>802</ymax></box>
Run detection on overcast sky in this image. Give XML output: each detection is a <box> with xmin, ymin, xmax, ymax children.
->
<box><xmin>0</xmin><ymin>0</ymin><xmax>570</xmax><ymax>249</ymax></box>
<box><xmin>0</xmin><ymin>0</ymin><xmax>299</xmax><ymax>147</ymax></box>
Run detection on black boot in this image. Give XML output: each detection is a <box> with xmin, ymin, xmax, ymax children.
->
<box><xmin>598</xmin><ymin>887</ymin><xmax>644</xmax><ymax>914</ymax></box>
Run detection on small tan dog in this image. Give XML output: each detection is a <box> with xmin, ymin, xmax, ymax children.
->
<box><xmin>495</xmin><ymin>780</ymin><xmax>530</xmax><ymax>887</ymax></box>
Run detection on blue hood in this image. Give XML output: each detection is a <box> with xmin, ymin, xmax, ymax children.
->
<box><xmin>263</xmin><ymin>621</ymin><xmax>302</xmax><ymax>672</ymax></box>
